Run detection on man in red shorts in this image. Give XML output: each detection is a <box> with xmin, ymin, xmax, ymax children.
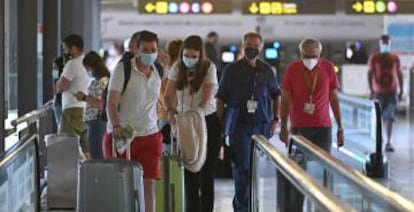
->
<box><xmin>103</xmin><ymin>30</ymin><xmax>162</xmax><ymax>212</ymax></box>
<box><xmin>368</xmin><ymin>35</ymin><xmax>403</xmax><ymax>152</ymax></box>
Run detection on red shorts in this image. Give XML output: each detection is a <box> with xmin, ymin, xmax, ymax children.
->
<box><xmin>103</xmin><ymin>131</ymin><xmax>163</xmax><ymax>179</ymax></box>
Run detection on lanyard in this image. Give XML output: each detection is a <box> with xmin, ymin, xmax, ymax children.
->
<box><xmin>303</xmin><ymin>69</ymin><xmax>318</xmax><ymax>102</ymax></box>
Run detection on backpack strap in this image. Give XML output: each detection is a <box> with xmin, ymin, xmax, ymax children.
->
<box><xmin>153</xmin><ymin>61</ymin><xmax>164</xmax><ymax>79</ymax></box>
<box><xmin>122</xmin><ymin>59</ymin><xmax>132</xmax><ymax>94</ymax></box>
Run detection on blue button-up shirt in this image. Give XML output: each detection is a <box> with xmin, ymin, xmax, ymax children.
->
<box><xmin>216</xmin><ymin>59</ymin><xmax>281</xmax><ymax>124</ymax></box>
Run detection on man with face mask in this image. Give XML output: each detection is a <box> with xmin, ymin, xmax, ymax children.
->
<box><xmin>103</xmin><ymin>30</ymin><xmax>163</xmax><ymax>212</ymax></box>
<box><xmin>278</xmin><ymin>38</ymin><xmax>343</xmax><ymax>211</ymax></box>
<box><xmin>368</xmin><ymin>35</ymin><xmax>403</xmax><ymax>152</ymax></box>
<box><xmin>216</xmin><ymin>32</ymin><xmax>281</xmax><ymax>212</ymax></box>
<box><xmin>56</xmin><ymin>34</ymin><xmax>90</xmax><ymax>160</ymax></box>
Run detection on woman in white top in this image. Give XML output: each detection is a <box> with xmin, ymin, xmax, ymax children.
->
<box><xmin>164</xmin><ymin>35</ymin><xmax>221</xmax><ymax>212</ymax></box>
<box><xmin>74</xmin><ymin>51</ymin><xmax>110</xmax><ymax>159</ymax></box>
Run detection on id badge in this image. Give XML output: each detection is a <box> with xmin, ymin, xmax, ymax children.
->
<box><xmin>247</xmin><ymin>100</ymin><xmax>258</xmax><ymax>113</ymax></box>
<box><xmin>303</xmin><ymin>103</ymin><xmax>315</xmax><ymax>114</ymax></box>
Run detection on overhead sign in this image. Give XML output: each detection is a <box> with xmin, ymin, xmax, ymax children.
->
<box><xmin>138</xmin><ymin>0</ymin><xmax>233</xmax><ymax>14</ymax></box>
<box><xmin>346</xmin><ymin>0</ymin><xmax>414</xmax><ymax>14</ymax></box>
<box><xmin>242</xmin><ymin>0</ymin><xmax>336</xmax><ymax>15</ymax></box>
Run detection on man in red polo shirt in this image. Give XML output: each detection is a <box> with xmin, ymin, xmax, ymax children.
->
<box><xmin>280</xmin><ymin>38</ymin><xmax>344</xmax><ymax>150</ymax></box>
<box><xmin>368</xmin><ymin>35</ymin><xmax>403</xmax><ymax>152</ymax></box>
<box><xmin>278</xmin><ymin>37</ymin><xmax>344</xmax><ymax>211</ymax></box>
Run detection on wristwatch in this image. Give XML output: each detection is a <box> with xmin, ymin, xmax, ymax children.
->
<box><xmin>338</xmin><ymin>127</ymin><xmax>344</xmax><ymax>133</ymax></box>
<box><xmin>273</xmin><ymin>117</ymin><xmax>279</xmax><ymax>123</ymax></box>
<box><xmin>82</xmin><ymin>94</ymin><xmax>87</xmax><ymax>101</ymax></box>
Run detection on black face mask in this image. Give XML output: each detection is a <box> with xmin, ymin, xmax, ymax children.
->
<box><xmin>244</xmin><ymin>47</ymin><xmax>259</xmax><ymax>60</ymax></box>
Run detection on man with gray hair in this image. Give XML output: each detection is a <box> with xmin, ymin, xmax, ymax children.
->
<box><xmin>278</xmin><ymin>38</ymin><xmax>344</xmax><ymax>211</ymax></box>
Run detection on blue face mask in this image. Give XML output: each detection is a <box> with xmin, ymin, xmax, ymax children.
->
<box><xmin>380</xmin><ymin>44</ymin><xmax>391</xmax><ymax>53</ymax></box>
<box><xmin>139</xmin><ymin>52</ymin><xmax>158</xmax><ymax>66</ymax></box>
<box><xmin>183</xmin><ymin>56</ymin><xmax>199</xmax><ymax>69</ymax></box>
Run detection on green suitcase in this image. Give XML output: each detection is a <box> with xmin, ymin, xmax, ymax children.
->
<box><xmin>156</xmin><ymin>147</ymin><xmax>185</xmax><ymax>212</ymax></box>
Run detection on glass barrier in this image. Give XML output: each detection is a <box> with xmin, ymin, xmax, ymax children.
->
<box><xmin>250</xmin><ymin>135</ymin><xmax>354</xmax><ymax>212</ymax></box>
<box><xmin>0</xmin><ymin>134</ymin><xmax>40</xmax><ymax>212</ymax></box>
<box><xmin>290</xmin><ymin>135</ymin><xmax>414</xmax><ymax>211</ymax></box>
<box><xmin>337</xmin><ymin>93</ymin><xmax>381</xmax><ymax>162</ymax></box>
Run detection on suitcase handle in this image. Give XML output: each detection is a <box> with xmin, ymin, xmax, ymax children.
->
<box><xmin>112</xmin><ymin>135</ymin><xmax>132</xmax><ymax>160</ymax></box>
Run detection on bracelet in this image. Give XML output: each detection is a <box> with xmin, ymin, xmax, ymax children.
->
<box><xmin>338</xmin><ymin>127</ymin><xmax>344</xmax><ymax>132</ymax></box>
<box><xmin>272</xmin><ymin>117</ymin><xmax>279</xmax><ymax>123</ymax></box>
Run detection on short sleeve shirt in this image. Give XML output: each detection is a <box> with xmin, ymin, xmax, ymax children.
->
<box><xmin>281</xmin><ymin>59</ymin><xmax>339</xmax><ymax>128</ymax></box>
<box><xmin>369</xmin><ymin>52</ymin><xmax>400</xmax><ymax>94</ymax></box>
<box><xmin>216</xmin><ymin>59</ymin><xmax>281</xmax><ymax>124</ymax></box>
<box><xmin>61</xmin><ymin>55</ymin><xmax>89</xmax><ymax>109</ymax></box>
<box><xmin>84</xmin><ymin>77</ymin><xmax>109</xmax><ymax>121</ymax></box>
<box><xmin>168</xmin><ymin>62</ymin><xmax>218</xmax><ymax>116</ymax></box>
<box><xmin>107</xmin><ymin>58</ymin><xmax>161</xmax><ymax>136</ymax></box>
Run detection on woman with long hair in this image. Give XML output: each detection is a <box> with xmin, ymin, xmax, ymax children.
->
<box><xmin>74</xmin><ymin>51</ymin><xmax>110</xmax><ymax>159</ymax></box>
<box><xmin>163</xmin><ymin>35</ymin><xmax>221</xmax><ymax>212</ymax></box>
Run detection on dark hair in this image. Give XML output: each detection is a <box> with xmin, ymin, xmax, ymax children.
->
<box><xmin>243</xmin><ymin>32</ymin><xmax>263</xmax><ymax>43</ymax></box>
<box><xmin>176</xmin><ymin>35</ymin><xmax>211</xmax><ymax>93</ymax></box>
<box><xmin>381</xmin><ymin>34</ymin><xmax>390</xmax><ymax>41</ymax></box>
<box><xmin>207</xmin><ymin>31</ymin><xmax>218</xmax><ymax>38</ymax></box>
<box><xmin>83</xmin><ymin>51</ymin><xmax>110</xmax><ymax>79</ymax></box>
<box><xmin>53</xmin><ymin>57</ymin><xmax>64</xmax><ymax>71</ymax></box>
<box><xmin>167</xmin><ymin>39</ymin><xmax>183</xmax><ymax>67</ymax></box>
<box><xmin>63</xmin><ymin>34</ymin><xmax>84</xmax><ymax>51</ymax></box>
<box><xmin>130</xmin><ymin>30</ymin><xmax>159</xmax><ymax>49</ymax></box>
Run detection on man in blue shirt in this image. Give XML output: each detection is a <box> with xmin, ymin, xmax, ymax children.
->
<box><xmin>216</xmin><ymin>32</ymin><xmax>280</xmax><ymax>212</ymax></box>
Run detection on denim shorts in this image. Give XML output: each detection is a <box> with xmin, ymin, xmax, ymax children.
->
<box><xmin>374</xmin><ymin>93</ymin><xmax>398</xmax><ymax>121</ymax></box>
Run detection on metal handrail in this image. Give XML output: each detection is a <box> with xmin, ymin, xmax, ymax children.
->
<box><xmin>251</xmin><ymin>135</ymin><xmax>355</xmax><ymax>212</ymax></box>
<box><xmin>291</xmin><ymin>135</ymin><xmax>414</xmax><ymax>211</ymax></box>
<box><xmin>11</xmin><ymin>100</ymin><xmax>54</xmax><ymax>127</ymax></box>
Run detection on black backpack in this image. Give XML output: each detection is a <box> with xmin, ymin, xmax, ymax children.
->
<box><xmin>99</xmin><ymin>52</ymin><xmax>164</xmax><ymax>122</ymax></box>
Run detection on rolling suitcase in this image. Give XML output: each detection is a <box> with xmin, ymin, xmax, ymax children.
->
<box><xmin>77</xmin><ymin>136</ymin><xmax>145</xmax><ymax>212</ymax></box>
<box><xmin>155</xmin><ymin>135</ymin><xmax>185</xmax><ymax>212</ymax></box>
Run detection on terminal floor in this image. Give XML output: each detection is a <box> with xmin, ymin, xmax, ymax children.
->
<box><xmin>43</xmin><ymin>115</ymin><xmax>414</xmax><ymax>211</ymax></box>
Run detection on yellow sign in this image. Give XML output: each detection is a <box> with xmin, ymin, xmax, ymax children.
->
<box><xmin>363</xmin><ymin>1</ymin><xmax>375</xmax><ymax>13</ymax></box>
<box><xmin>247</xmin><ymin>1</ymin><xmax>298</xmax><ymax>15</ymax></box>
<box><xmin>352</xmin><ymin>2</ymin><xmax>363</xmax><ymax>12</ymax></box>
<box><xmin>156</xmin><ymin>1</ymin><xmax>168</xmax><ymax>14</ymax></box>
<box><xmin>249</xmin><ymin>3</ymin><xmax>259</xmax><ymax>14</ymax></box>
<box><xmin>144</xmin><ymin>3</ymin><xmax>156</xmax><ymax>13</ymax></box>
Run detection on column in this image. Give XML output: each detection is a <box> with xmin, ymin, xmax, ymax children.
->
<box><xmin>17</xmin><ymin>0</ymin><xmax>38</xmax><ymax>119</ymax></box>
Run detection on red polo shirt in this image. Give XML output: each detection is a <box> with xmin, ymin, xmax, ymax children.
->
<box><xmin>282</xmin><ymin>59</ymin><xmax>339</xmax><ymax>128</ymax></box>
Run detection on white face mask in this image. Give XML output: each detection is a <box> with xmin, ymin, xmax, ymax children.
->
<box><xmin>302</xmin><ymin>59</ymin><xmax>319</xmax><ymax>71</ymax></box>
<box><xmin>52</xmin><ymin>69</ymin><xmax>59</xmax><ymax>79</ymax></box>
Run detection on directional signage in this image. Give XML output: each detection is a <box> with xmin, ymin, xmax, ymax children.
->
<box><xmin>138</xmin><ymin>0</ymin><xmax>233</xmax><ymax>14</ymax></box>
<box><xmin>242</xmin><ymin>0</ymin><xmax>336</xmax><ymax>15</ymax></box>
<box><xmin>346</xmin><ymin>0</ymin><xmax>414</xmax><ymax>14</ymax></box>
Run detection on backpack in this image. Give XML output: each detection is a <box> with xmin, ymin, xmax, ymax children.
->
<box><xmin>99</xmin><ymin>52</ymin><xmax>164</xmax><ymax>122</ymax></box>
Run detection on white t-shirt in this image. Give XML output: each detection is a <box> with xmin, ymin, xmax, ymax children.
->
<box><xmin>107</xmin><ymin>58</ymin><xmax>161</xmax><ymax>136</ymax></box>
<box><xmin>61</xmin><ymin>55</ymin><xmax>89</xmax><ymax>109</ymax></box>
<box><xmin>168</xmin><ymin>62</ymin><xmax>218</xmax><ymax>116</ymax></box>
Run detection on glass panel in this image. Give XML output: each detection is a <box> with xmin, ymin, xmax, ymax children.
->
<box><xmin>0</xmin><ymin>136</ymin><xmax>39</xmax><ymax>212</ymax></box>
<box><xmin>4</xmin><ymin>0</ymin><xmax>19</xmax><ymax>151</ymax></box>
<box><xmin>251</xmin><ymin>145</ymin><xmax>333</xmax><ymax>212</ymax></box>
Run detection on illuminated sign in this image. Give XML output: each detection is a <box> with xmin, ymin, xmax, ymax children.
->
<box><xmin>242</xmin><ymin>0</ymin><xmax>336</xmax><ymax>15</ymax></box>
<box><xmin>346</xmin><ymin>0</ymin><xmax>414</xmax><ymax>14</ymax></box>
<box><xmin>138</xmin><ymin>1</ymin><xmax>232</xmax><ymax>14</ymax></box>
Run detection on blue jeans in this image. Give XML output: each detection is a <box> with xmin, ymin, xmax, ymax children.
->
<box><xmin>85</xmin><ymin>119</ymin><xmax>106</xmax><ymax>159</ymax></box>
<box><xmin>53</xmin><ymin>101</ymin><xmax>62</xmax><ymax>130</ymax></box>
<box><xmin>229</xmin><ymin>122</ymin><xmax>271</xmax><ymax>212</ymax></box>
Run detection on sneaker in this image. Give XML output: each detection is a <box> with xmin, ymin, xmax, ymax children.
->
<box><xmin>385</xmin><ymin>143</ymin><xmax>395</xmax><ymax>152</ymax></box>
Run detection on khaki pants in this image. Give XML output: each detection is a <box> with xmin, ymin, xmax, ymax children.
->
<box><xmin>60</xmin><ymin>107</ymin><xmax>88</xmax><ymax>153</ymax></box>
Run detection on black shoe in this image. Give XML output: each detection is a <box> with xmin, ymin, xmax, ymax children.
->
<box><xmin>385</xmin><ymin>143</ymin><xmax>395</xmax><ymax>152</ymax></box>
